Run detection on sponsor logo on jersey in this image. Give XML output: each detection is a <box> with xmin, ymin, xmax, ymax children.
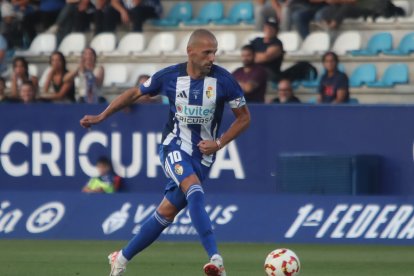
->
<box><xmin>285</xmin><ymin>203</ymin><xmax>414</xmax><ymax>240</ymax></box>
<box><xmin>174</xmin><ymin>164</ymin><xmax>184</xmax><ymax>175</ymax></box>
<box><xmin>175</xmin><ymin>104</ymin><xmax>215</xmax><ymax>124</ymax></box>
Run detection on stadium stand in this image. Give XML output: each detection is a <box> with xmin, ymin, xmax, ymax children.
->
<box><xmin>184</xmin><ymin>2</ymin><xmax>224</xmax><ymax>26</ymax></box>
<box><xmin>350</xmin><ymin>32</ymin><xmax>393</xmax><ymax>56</ymax></box>
<box><xmin>15</xmin><ymin>33</ymin><xmax>57</xmax><ymax>57</ymax></box>
<box><xmin>3</xmin><ymin>0</ymin><xmax>414</xmax><ymax>105</ymax></box>
<box><xmin>215</xmin><ymin>2</ymin><xmax>254</xmax><ymax>26</ymax></box>
<box><xmin>57</xmin><ymin>33</ymin><xmax>86</xmax><ymax>56</ymax></box>
<box><xmin>90</xmin><ymin>33</ymin><xmax>117</xmax><ymax>55</ymax></box>
<box><xmin>349</xmin><ymin>64</ymin><xmax>377</xmax><ymax>88</ymax></box>
<box><xmin>152</xmin><ymin>2</ymin><xmax>193</xmax><ymax>27</ymax></box>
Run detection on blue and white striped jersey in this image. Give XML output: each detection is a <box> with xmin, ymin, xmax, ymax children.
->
<box><xmin>140</xmin><ymin>62</ymin><xmax>246</xmax><ymax>166</ymax></box>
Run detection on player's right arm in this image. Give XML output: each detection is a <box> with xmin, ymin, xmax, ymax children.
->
<box><xmin>80</xmin><ymin>87</ymin><xmax>142</xmax><ymax>128</ymax></box>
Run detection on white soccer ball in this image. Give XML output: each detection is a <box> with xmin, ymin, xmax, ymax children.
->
<box><xmin>264</xmin><ymin>248</ymin><xmax>300</xmax><ymax>276</ymax></box>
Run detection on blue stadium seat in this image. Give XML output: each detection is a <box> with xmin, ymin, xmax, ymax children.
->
<box><xmin>152</xmin><ymin>2</ymin><xmax>192</xmax><ymax>26</ymax></box>
<box><xmin>349</xmin><ymin>64</ymin><xmax>377</xmax><ymax>87</ymax></box>
<box><xmin>367</xmin><ymin>64</ymin><xmax>409</xmax><ymax>88</ymax></box>
<box><xmin>383</xmin><ymin>32</ymin><xmax>414</xmax><ymax>56</ymax></box>
<box><xmin>184</xmin><ymin>2</ymin><xmax>224</xmax><ymax>26</ymax></box>
<box><xmin>215</xmin><ymin>2</ymin><xmax>254</xmax><ymax>25</ymax></box>
<box><xmin>349</xmin><ymin>32</ymin><xmax>393</xmax><ymax>56</ymax></box>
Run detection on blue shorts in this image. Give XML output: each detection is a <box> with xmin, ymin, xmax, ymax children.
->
<box><xmin>159</xmin><ymin>144</ymin><xmax>210</xmax><ymax>210</ymax></box>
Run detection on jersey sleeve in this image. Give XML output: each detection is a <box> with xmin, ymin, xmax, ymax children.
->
<box><xmin>139</xmin><ymin>69</ymin><xmax>164</xmax><ymax>96</ymax></box>
<box><xmin>223</xmin><ymin>73</ymin><xmax>246</xmax><ymax>109</ymax></box>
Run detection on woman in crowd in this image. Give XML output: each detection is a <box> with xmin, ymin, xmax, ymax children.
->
<box><xmin>65</xmin><ymin>47</ymin><xmax>105</xmax><ymax>103</ymax></box>
<box><xmin>318</xmin><ymin>51</ymin><xmax>349</xmax><ymax>104</ymax></box>
<box><xmin>40</xmin><ymin>51</ymin><xmax>75</xmax><ymax>103</ymax></box>
<box><xmin>10</xmin><ymin>57</ymin><xmax>38</xmax><ymax>98</ymax></box>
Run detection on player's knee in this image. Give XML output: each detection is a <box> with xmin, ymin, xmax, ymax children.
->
<box><xmin>180</xmin><ymin>174</ymin><xmax>201</xmax><ymax>194</ymax></box>
<box><xmin>157</xmin><ymin>204</ymin><xmax>179</xmax><ymax>221</ymax></box>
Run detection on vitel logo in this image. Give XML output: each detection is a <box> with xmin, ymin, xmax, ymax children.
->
<box><xmin>285</xmin><ymin>203</ymin><xmax>414</xmax><ymax>240</ymax></box>
<box><xmin>175</xmin><ymin>104</ymin><xmax>215</xmax><ymax>125</ymax></box>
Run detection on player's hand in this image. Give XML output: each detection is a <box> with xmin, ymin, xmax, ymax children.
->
<box><xmin>80</xmin><ymin>114</ymin><xmax>104</xmax><ymax>128</ymax></box>
<box><xmin>197</xmin><ymin>140</ymin><xmax>219</xmax><ymax>155</ymax></box>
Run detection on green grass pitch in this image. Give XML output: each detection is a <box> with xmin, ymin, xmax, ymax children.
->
<box><xmin>0</xmin><ymin>240</ymin><xmax>413</xmax><ymax>275</ymax></box>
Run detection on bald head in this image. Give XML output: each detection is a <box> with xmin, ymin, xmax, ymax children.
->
<box><xmin>187</xmin><ymin>29</ymin><xmax>217</xmax><ymax>48</ymax></box>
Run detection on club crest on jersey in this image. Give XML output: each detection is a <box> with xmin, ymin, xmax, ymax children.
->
<box><xmin>206</xmin><ymin>86</ymin><xmax>214</xmax><ymax>99</ymax></box>
<box><xmin>174</xmin><ymin>164</ymin><xmax>184</xmax><ymax>175</ymax></box>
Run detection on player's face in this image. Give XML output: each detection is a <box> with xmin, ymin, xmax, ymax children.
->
<box><xmin>188</xmin><ymin>37</ymin><xmax>217</xmax><ymax>75</ymax></box>
<box><xmin>241</xmin><ymin>49</ymin><xmax>254</xmax><ymax>66</ymax></box>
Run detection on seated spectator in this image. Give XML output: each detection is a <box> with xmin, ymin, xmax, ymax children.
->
<box><xmin>254</xmin><ymin>0</ymin><xmax>278</xmax><ymax>31</ymax></box>
<box><xmin>286</xmin><ymin>0</ymin><xmax>326</xmax><ymax>39</ymax></box>
<box><xmin>273</xmin><ymin>79</ymin><xmax>300</xmax><ymax>103</ymax></box>
<box><xmin>317</xmin><ymin>52</ymin><xmax>349</xmax><ymax>104</ymax></box>
<box><xmin>99</xmin><ymin>0</ymin><xmax>162</xmax><ymax>33</ymax></box>
<box><xmin>38</xmin><ymin>0</ymin><xmax>66</xmax><ymax>30</ymax></box>
<box><xmin>0</xmin><ymin>77</ymin><xmax>6</xmax><ymax>102</ymax></box>
<box><xmin>0</xmin><ymin>34</ymin><xmax>8</xmax><ymax>77</ymax></box>
<box><xmin>315</xmin><ymin>0</ymin><xmax>393</xmax><ymax>30</ymax></box>
<box><xmin>232</xmin><ymin>45</ymin><xmax>268</xmax><ymax>103</ymax></box>
<box><xmin>2</xmin><ymin>0</ymin><xmax>21</xmax><ymax>48</ymax></box>
<box><xmin>12</xmin><ymin>0</ymin><xmax>38</xmax><ymax>46</ymax></box>
<box><xmin>250</xmin><ymin>17</ymin><xmax>284</xmax><ymax>82</ymax></box>
<box><xmin>82</xmin><ymin>156</ymin><xmax>121</xmax><ymax>193</ymax></box>
<box><xmin>47</xmin><ymin>0</ymin><xmax>92</xmax><ymax>44</ymax></box>
<box><xmin>10</xmin><ymin>57</ymin><xmax>38</xmax><ymax>99</ymax></box>
<box><xmin>19</xmin><ymin>80</ymin><xmax>37</xmax><ymax>104</ymax></box>
<box><xmin>40</xmin><ymin>51</ymin><xmax>76</xmax><ymax>103</ymax></box>
<box><xmin>64</xmin><ymin>47</ymin><xmax>105</xmax><ymax>103</ymax></box>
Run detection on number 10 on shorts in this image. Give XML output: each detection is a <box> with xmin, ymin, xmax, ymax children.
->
<box><xmin>168</xmin><ymin>151</ymin><xmax>182</xmax><ymax>164</ymax></box>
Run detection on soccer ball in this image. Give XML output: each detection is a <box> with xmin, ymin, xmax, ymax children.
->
<box><xmin>264</xmin><ymin>248</ymin><xmax>300</xmax><ymax>276</ymax></box>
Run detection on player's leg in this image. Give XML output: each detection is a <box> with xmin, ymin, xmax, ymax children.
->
<box><xmin>180</xmin><ymin>175</ymin><xmax>226</xmax><ymax>276</ymax></box>
<box><xmin>109</xmin><ymin>195</ymin><xmax>184</xmax><ymax>276</ymax></box>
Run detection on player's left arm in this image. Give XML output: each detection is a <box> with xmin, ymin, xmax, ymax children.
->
<box><xmin>198</xmin><ymin>105</ymin><xmax>250</xmax><ymax>155</ymax></box>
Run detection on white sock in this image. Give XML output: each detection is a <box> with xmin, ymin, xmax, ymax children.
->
<box><xmin>117</xmin><ymin>250</ymin><xmax>129</xmax><ymax>266</ymax></box>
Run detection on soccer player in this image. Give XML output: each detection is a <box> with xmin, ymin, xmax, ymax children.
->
<box><xmin>80</xmin><ymin>29</ymin><xmax>251</xmax><ymax>276</ymax></box>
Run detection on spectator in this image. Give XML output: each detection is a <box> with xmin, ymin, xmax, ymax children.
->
<box><xmin>318</xmin><ymin>51</ymin><xmax>349</xmax><ymax>104</ymax></box>
<box><xmin>12</xmin><ymin>0</ymin><xmax>38</xmax><ymax>46</ymax></box>
<box><xmin>99</xmin><ymin>0</ymin><xmax>162</xmax><ymax>33</ymax></box>
<box><xmin>64</xmin><ymin>47</ymin><xmax>105</xmax><ymax>103</ymax></box>
<box><xmin>250</xmin><ymin>17</ymin><xmax>284</xmax><ymax>82</ymax></box>
<box><xmin>273</xmin><ymin>78</ymin><xmax>300</xmax><ymax>103</ymax></box>
<box><xmin>38</xmin><ymin>0</ymin><xmax>66</xmax><ymax>30</ymax></box>
<box><xmin>47</xmin><ymin>0</ymin><xmax>92</xmax><ymax>44</ymax></box>
<box><xmin>232</xmin><ymin>45</ymin><xmax>268</xmax><ymax>103</ymax></box>
<box><xmin>10</xmin><ymin>57</ymin><xmax>38</xmax><ymax>99</ymax></box>
<box><xmin>254</xmin><ymin>0</ymin><xmax>279</xmax><ymax>31</ymax></box>
<box><xmin>0</xmin><ymin>77</ymin><xmax>6</xmax><ymax>102</ymax></box>
<box><xmin>286</xmin><ymin>0</ymin><xmax>327</xmax><ymax>39</ymax></box>
<box><xmin>82</xmin><ymin>156</ymin><xmax>121</xmax><ymax>193</ymax></box>
<box><xmin>0</xmin><ymin>34</ymin><xmax>8</xmax><ymax>77</ymax></box>
<box><xmin>315</xmin><ymin>0</ymin><xmax>393</xmax><ymax>30</ymax></box>
<box><xmin>40</xmin><ymin>51</ymin><xmax>76</xmax><ymax>103</ymax></box>
<box><xmin>1</xmin><ymin>0</ymin><xmax>21</xmax><ymax>48</ymax></box>
<box><xmin>19</xmin><ymin>80</ymin><xmax>37</xmax><ymax>104</ymax></box>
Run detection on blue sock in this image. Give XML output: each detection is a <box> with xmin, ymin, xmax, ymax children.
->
<box><xmin>122</xmin><ymin>211</ymin><xmax>171</xmax><ymax>260</ymax></box>
<box><xmin>186</xmin><ymin>184</ymin><xmax>218</xmax><ymax>258</ymax></box>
